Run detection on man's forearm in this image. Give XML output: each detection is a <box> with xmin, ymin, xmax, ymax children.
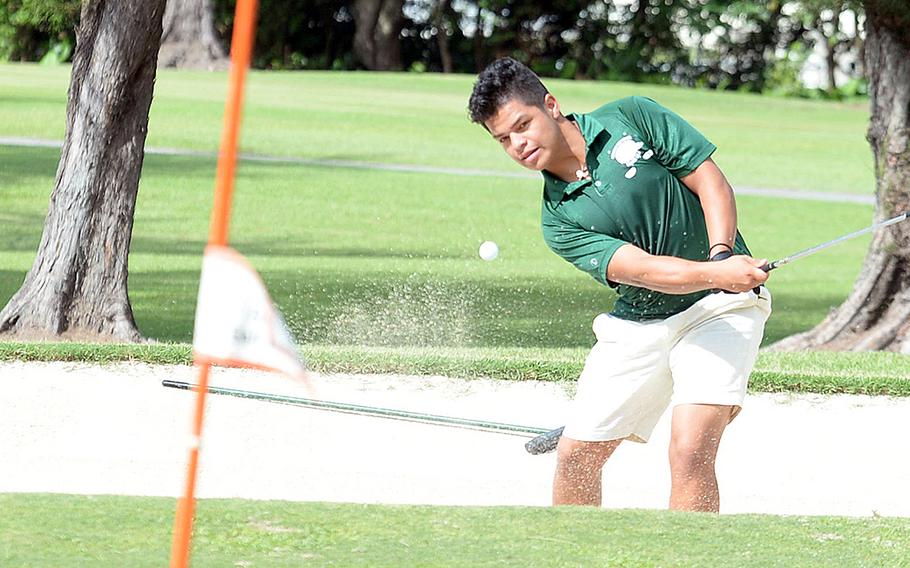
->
<box><xmin>608</xmin><ymin>255</ymin><xmax>716</xmax><ymax>295</ymax></box>
<box><xmin>607</xmin><ymin>245</ymin><xmax>770</xmax><ymax>294</ymax></box>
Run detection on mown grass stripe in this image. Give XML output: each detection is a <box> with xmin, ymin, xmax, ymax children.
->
<box><xmin>0</xmin><ymin>494</ymin><xmax>907</xmax><ymax>568</ymax></box>
<box><xmin>1</xmin><ymin>342</ymin><xmax>907</xmax><ymax>397</ymax></box>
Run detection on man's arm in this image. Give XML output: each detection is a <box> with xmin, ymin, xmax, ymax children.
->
<box><xmin>607</xmin><ymin>244</ymin><xmax>768</xmax><ymax>295</ymax></box>
<box><xmin>679</xmin><ymin>157</ymin><xmax>736</xmax><ymax>255</ymax></box>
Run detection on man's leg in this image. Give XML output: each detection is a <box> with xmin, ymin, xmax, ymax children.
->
<box><xmin>668</xmin><ymin>403</ymin><xmax>734</xmax><ymax>512</ymax></box>
<box><xmin>553</xmin><ymin>436</ymin><xmax>622</xmax><ymax>506</ymax></box>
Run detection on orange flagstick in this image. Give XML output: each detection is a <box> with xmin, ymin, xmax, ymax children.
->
<box><xmin>169</xmin><ymin>1</ymin><xmax>259</xmax><ymax>566</ymax></box>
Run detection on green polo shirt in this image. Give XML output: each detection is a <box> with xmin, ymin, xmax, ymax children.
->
<box><xmin>541</xmin><ymin>96</ymin><xmax>750</xmax><ymax>321</ymax></box>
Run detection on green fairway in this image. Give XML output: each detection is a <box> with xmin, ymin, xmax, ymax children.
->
<box><xmin>0</xmin><ymin>64</ymin><xmax>900</xmax><ymax>389</ymax></box>
<box><xmin>1</xmin><ymin>494</ymin><xmax>907</xmax><ymax>567</ymax></box>
<box><xmin>2</xmin><ymin>342</ymin><xmax>909</xmax><ymax>396</ymax></box>
<box><xmin>0</xmin><ymin>63</ymin><xmax>873</xmax><ymax>194</ymax></box>
<box><xmin>0</xmin><ymin>142</ymin><xmax>874</xmax><ymax>348</ymax></box>
<box><xmin>1</xmin><ymin>65</ymin><xmax>908</xmax><ymax>566</ymax></box>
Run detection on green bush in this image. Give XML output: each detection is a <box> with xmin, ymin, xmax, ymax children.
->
<box><xmin>0</xmin><ymin>0</ymin><xmax>79</xmax><ymax>62</ymax></box>
<box><xmin>763</xmin><ymin>44</ymin><xmax>810</xmax><ymax>98</ymax></box>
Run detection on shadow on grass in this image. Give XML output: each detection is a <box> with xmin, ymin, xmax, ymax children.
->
<box><xmin>0</xmin><ymin>91</ymin><xmax>68</xmax><ymax>107</ymax></box>
<box><xmin>126</xmin><ymin>267</ymin><xmax>842</xmax><ymax>349</ymax></box>
<box><xmin>762</xmin><ymin>291</ymin><xmax>838</xmax><ymax>344</ymax></box>
<box><xmin>1</xmin><ymin>263</ymin><xmax>840</xmax><ymax>349</ymax></box>
<box><xmin>0</xmin><ymin>212</ymin><xmax>445</xmax><ymax>261</ymax></box>
<box><xmin>0</xmin><ymin>211</ymin><xmax>44</xmax><ymax>253</ymax></box>
<box><xmin>1</xmin><ymin>147</ymin><xmax>465</xmax><ymax>260</ymax></box>
<box><xmin>0</xmin><ymin>145</ymin><xmax>59</xmax><ymax>187</ymax></box>
<box><xmin>132</xmin><ymin>269</ymin><xmax>613</xmax><ymax>347</ymax></box>
<box><xmin>127</xmin><ymin>237</ymin><xmax>464</xmax><ymax>260</ymax></box>
<box><xmin>0</xmin><ymin>270</ymin><xmax>26</xmax><ymax>306</ymax></box>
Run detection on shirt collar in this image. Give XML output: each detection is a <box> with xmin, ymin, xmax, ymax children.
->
<box><xmin>543</xmin><ymin>112</ymin><xmax>611</xmax><ymax>205</ymax></box>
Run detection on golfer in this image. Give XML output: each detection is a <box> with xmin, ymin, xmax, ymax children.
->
<box><xmin>468</xmin><ymin>58</ymin><xmax>771</xmax><ymax>512</ymax></box>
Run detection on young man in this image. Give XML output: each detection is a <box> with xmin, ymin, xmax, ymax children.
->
<box><xmin>468</xmin><ymin>57</ymin><xmax>771</xmax><ymax>512</ymax></box>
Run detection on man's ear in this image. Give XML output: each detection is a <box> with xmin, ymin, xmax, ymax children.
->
<box><xmin>544</xmin><ymin>93</ymin><xmax>561</xmax><ymax>119</ymax></box>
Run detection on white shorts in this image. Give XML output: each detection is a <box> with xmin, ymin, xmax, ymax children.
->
<box><xmin>562</xmin><ymin>287</ymin><xmax>772</xmax><ymax>443</ymax></box>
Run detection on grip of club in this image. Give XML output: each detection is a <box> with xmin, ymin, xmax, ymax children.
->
<box><xmin>525</xmin><ymin>426</ymin><xmax>564</xmax><ymax>455</ymax></box>
<box><xmin>753</xmin><ymin>262</ymin><xmax>774</xmax><ymax>294</ymax></box>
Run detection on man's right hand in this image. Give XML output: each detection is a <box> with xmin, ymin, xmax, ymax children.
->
<box><xmin>709</xmin><ymin>255</ymin><xmax>769</xmax><ymax>293</ymax></box>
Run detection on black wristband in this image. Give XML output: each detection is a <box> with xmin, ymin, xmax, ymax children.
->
<box><xmin>708</xmin><ymin>243</ymin><xmax>733</xmax><ymax>256</ymax></box>
<box><xmin>710</xmin><ymin>250</ymin><xmax>733</xmax><ymax>262</ymax></box>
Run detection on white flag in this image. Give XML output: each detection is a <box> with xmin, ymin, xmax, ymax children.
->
<box><xmin>193</xmin><ymin>245</ymin><xmax>309</xmax><ymax>382</ymax></box>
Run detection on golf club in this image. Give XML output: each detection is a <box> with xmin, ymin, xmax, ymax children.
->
<box><xmin>526</xmin><ymin>212</ymin><xmax>910</xmax><ymax>456</ymax></box>
<box><xmin>525</xmin><ymin>426</ymin><xmax>564</xmax><ymax>454</ymax></box>
<box><xmin>163</xmin><ymin>379</ymin><xmax>558</xmax><ymax>438</ymax></box>
<box><xmin>762</xmin><ymin>211</ymin><xmax>908</xmax><ymax>271</ymax></box>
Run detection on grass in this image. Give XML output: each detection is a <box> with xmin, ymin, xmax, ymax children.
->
<box><xmin>1</xmin><ymin>494</ymin><xmax>908</xmax><ymax>567</ymax></box>
<box><xmin>0</xmin><ymin>63</ymin><xmax>873</xmax><ymax>194</ymax></box>
<box><xmin>0</xmin><ymin>66</ymin><xmax>907</xmax><ymax>566</ymax></box>
<box><xmin>0</xmin><ymin>64</ymin><xmax>901</xmax><ymax>392</ymax></box>
<box><xmin>0</xmin><ymin>143</ymin><xmax>875</xmax><ymax>348</ymax></box>
<box><xmin>2</xmin><ymin>342</ymin><xmax>908</xmax><ymax>396</ymax></box>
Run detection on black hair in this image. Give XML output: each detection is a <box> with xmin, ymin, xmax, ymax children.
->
<box><xmin>467</xmin><ymin>57</ymin><xmax>549</xmax><ymax>125</ymax></box>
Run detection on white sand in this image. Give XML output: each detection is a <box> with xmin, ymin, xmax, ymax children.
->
<box><xmin>1</xmin><ymin>361</ymin><xmax>908</xmax><ymax>517</ymax></box>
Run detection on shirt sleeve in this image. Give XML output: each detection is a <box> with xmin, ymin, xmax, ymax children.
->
<box><xmin>541</xmin><ymin>207</ymin><xmax>627</xmax><ymax>287</ymax></box>
<box><xmin>621</xmin><ymin>96</ymin><xmax>716</xmax><ymax>177</ymax></box>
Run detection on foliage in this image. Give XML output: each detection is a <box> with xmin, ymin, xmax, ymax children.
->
<box><xmin>213</xmin><ymin>0</ymin><xmax>356</xmax><ymax>70</ymax></box>
<box><xmin>763</xmin><ymin>42</ymin><xmax>812</xmax><ymax>97</ymax></box>
<box><xmin>0</xmin><ymin>0</ymin><xmax>78</xmax><ymax>62</ymax></box>
<box><xmin>866</xmin><ymin>0</ymin><xmax>910</xmax><ymax>46</ymax></box>
<box><xmin>0</xmin><ymin>1</ymin><xmax>876</xmax><ymax>97</ymax></box>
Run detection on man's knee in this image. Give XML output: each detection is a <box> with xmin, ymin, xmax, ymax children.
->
<box><xmin>556</xmin><ymin>437</ymin><xmax>620</xmax><ymax>470</ymax></box>
<box><xmin>669</xmin><ymin>436</ymin><xmax>716</xmax><ymax>474</ymax></box>
<box><xmin>669</xmin><ymin>407</ymin><xmax>732</xmax><ymax>473</ymax></box>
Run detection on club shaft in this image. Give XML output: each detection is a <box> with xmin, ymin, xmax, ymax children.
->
<box><xmin>163</xmin><ymin>379</ymin><xmax>551</xmax><ymax>437</ymax></box>
<box><xmin>767</xmin><ymin>212</ymin><xmax>908</xmax><ymax>271</ymax></box>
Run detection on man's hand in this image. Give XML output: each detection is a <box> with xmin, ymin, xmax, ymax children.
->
<box><xmin>707</xmin><ymin>255</ymin><xmax>769</xmax><ymax>293</ymax></box>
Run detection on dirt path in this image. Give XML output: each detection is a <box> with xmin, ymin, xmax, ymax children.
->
<box><xmin>1</xmin><ymin>361</ymin><xmax>907</xmax><ymax>517</ymax></box>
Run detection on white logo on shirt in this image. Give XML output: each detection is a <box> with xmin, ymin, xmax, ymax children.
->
<box><xmin>610</xmin><ymin>135</ymin><xmax>654</xmax><ymax>179</ymax></box>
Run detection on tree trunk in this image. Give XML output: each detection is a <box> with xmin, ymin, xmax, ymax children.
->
<box><xmin>158</xmin><ymin>0</ymin><xmax>227</xmax><ymax>70</ymax></box>
<box><xmin>852</xmin><ymin>10</ymin><xmax>864</xmax><ymax>77</ymax></box>
<box><xmin>352</xmin><ymin>0</ymin><xmax>403</xmax><ymax>71</ymax></box>
<box><xmin>472</xmin><ymin>5</ymin><xmax>484</xmax><ymax>72</ymax></box>
<box><xmin>432</xmin><ymin>0</ymin><xmax>453</xmax><ymax>73</ymax></box>
<box><xmin>0</xmin><ymin>0</ymin><xmax>167</xmax><ymax>343</ymax></box>
<box><xmin>825</xmin><ymin>39</ymin><xmax>838</xmax><ymax>93</ymax></box>
<box><xmin>770</xmin><ymin>12</ymin><xmax>910</xmax><ymax>353</ymax></box>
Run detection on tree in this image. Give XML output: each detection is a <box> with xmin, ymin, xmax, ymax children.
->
<box><xmin>680</xmin><ymin>0</ymin><xmax>789</xmax><ymax>92</ymax></box>
<box><xmin>211</xmin><ymin>0</ymin><xmax>356</xmax><ymax>70</ymax></box>
<box><xmin>797</xmin><ymin>0</ymin><xmax>862</xmax><ymax>94</ymax></box>
<box><xmin>430</xmin><ymin>0</ymin><xmax>453</xmax><ymax>73</ymax></box>
<box><xmin>352</xmin><ymin>0</ymin><xmax>403</xmax><ymax>70</ymax></box>
<box><xmin>772</xmin><ymin>0</ymin><xmax>910</xmax><ymax>352</ymax></box>
<box><xmin>0</xmin><ymin>0</ymin><xmax>80</xmax><ymax>62</ymax></box>
<box><xmin>159</xmin><ymin>0</ymin><xmax>228</xmax><ymax>70</ymax></box>
<box><xmin>0</xmin><ymin>0</ymin><xmax>167</xmax><ymax>342</ymax></box>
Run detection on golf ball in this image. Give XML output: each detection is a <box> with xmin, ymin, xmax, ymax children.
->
<box><xmin>479</xmin><ymin>240</ymin><xmax>499</xmax><ymax>261</ymax></box>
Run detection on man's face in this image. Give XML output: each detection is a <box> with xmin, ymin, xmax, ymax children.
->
<box><xmin>483</xmin><ymin>95</ymin><xmax>562</xmax><ymax>172</ymax></box>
